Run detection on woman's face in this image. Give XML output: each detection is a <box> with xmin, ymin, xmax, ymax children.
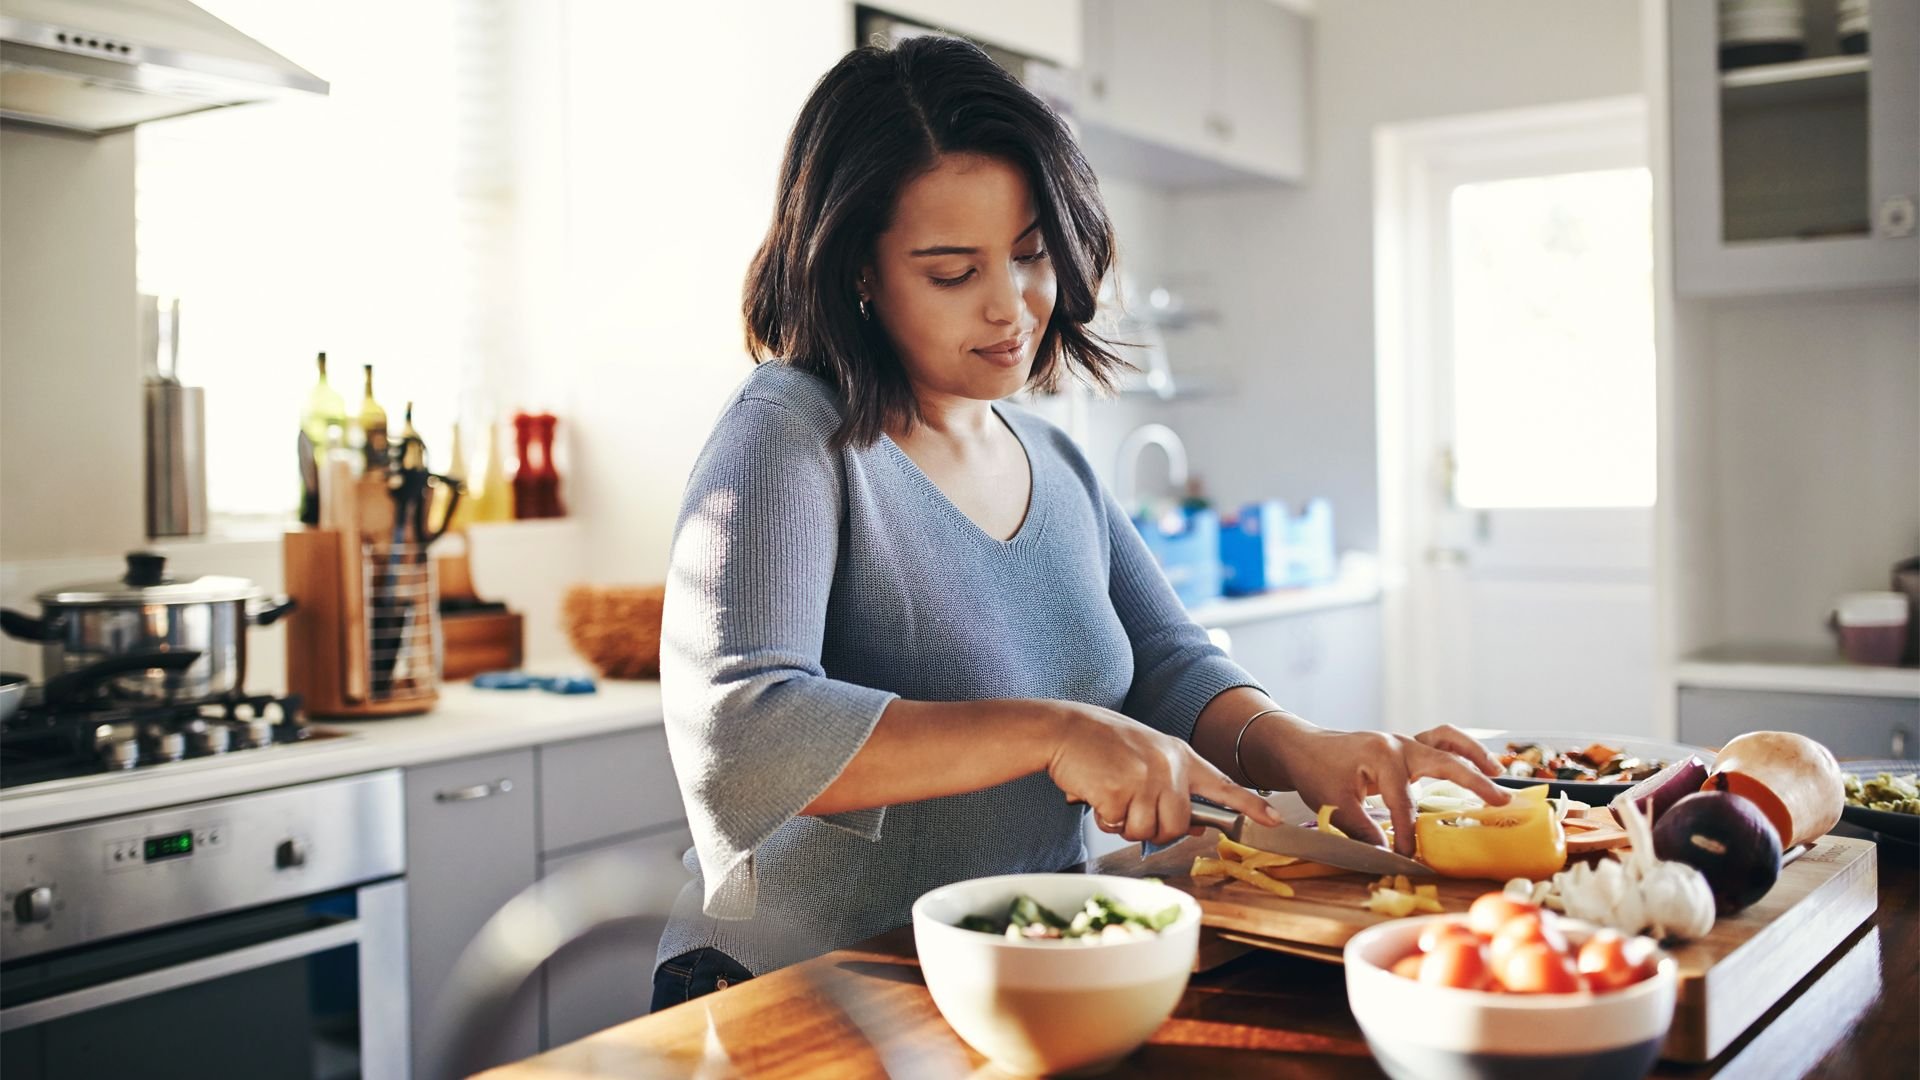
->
<box><xmin>863</xmin><ymin>153</ymin><xmax>1057</xmax><ymax>408</ymax></box>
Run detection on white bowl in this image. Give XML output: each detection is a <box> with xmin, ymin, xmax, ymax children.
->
<box><xmin>911</xmin><ymin>873</ymin><xmax>1200</xmax><ymax>1077</ymax></box>
<box><xmin>1344</xmin><ymin>915</ymin><xmax>1678</xmax><ymax>1080</ymax></box>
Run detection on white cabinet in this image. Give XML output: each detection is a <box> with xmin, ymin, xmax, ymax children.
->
<box><xmin>1668</xmin><ymin>0</ymin><xmax>1917</xmax><ymax>295</ymax></box>
<box><xmin>541</xmin><ymin>827</ymin><xmax>694</xmax><ymax>1048</ymax></box>
<box><xmin>404</xmin><ymin>728</ymin><xmax>690</xmax><ymax>1072</ymax></box>
<box><xmin>1078</xmin><ymin>0</ymin><xmax>1308</xmax><ymax>186</ymax></box>
<box><xmin>1202</xmin><ymin>603</ymin><xmax>1383</xmax><ymax>732</ymax></box>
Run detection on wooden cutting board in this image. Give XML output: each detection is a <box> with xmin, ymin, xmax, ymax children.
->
<box><xmin>1133</xmin><ymin>833</ymin><xmax>1878</xmax><ymax>1063</ymax></box>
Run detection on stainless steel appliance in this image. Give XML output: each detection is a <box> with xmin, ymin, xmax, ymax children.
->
<box><xmin>0</xmin><ymin>770</ymin><xmax>408</xmax><ymax>1079</ymax></box>
<box><xmin>0</xmin><ymin>551</ymin><xmax>295</xmax><ymax>705</ymax></box>
<box><xmin>0</xmin><ymin>0</ymin><xmax>328</xmax><ymax>136</ymax></box>
<box><xmin>0</xmin><ymin>677</ymin><xmax>346</xmax><ymax>790</ymax></box>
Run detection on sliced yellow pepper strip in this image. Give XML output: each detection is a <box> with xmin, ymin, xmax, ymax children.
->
<box><xmin>1413</xmin><ymin>784</ymin><xmax>1566</xmax><ymax>881</ymax></box>
<box><xmin>1216</xmin><ymin>836</ymin><xmax>1300</xmax><ymax>869</ymax></box>
<box><xmin>1190</xmin><ymin>856</ymin><xmax>1298</xmax><ymax>897</ymax></box>
<box><xmin>1316</xmin><ymin>804</ymin><xmax>1347</xmax><ymax>838</ymax></box>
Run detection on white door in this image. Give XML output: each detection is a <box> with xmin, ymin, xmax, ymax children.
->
<box><xmin>1377</xmin><ymin>100</ymin><xmax>1660</xmax><ymax>738</ymax></box>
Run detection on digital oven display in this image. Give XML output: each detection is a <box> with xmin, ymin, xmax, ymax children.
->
<box><xmin>143</xmin><ymin>830</ymin><xmax>194</xmax><ymax>862</ymax></box>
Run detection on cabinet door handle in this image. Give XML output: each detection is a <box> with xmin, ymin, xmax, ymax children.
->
<box><xmin>436</xmin><ymin>778</ymin><xmax>514</xmax><ymax>803</ymax></box>
<box><xmin>1892</xmin><ymin>729</ymin><xmax>1908</xmax><ymax>759</ymax></box>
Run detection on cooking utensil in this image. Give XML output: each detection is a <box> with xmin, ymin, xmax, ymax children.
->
<box><xmin>143</xmin><ymin>296</ymin><xmax>207</xmax><ymax>538</ymax></box>
<box><xmin>1</xmin><ymin>553</ymin><xmax>293</xmax><ymax>704</ymax></box>
<box><xmin>0</xmin><ymin>673</ymin><xmax>27</xmax><ymax>723</ymax></box>
<box><xmin>1187</xmin><ymin>802</ymin><xmax>1432</xmax><ymax>877</ymax></box>
<box><xmin>41</xmin><ymin>650</ymin><xmax>202</xmax><ymax>708</ymax></box>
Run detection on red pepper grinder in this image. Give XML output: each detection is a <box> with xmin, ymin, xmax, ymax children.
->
<box><xmin>533</xmin><ymin>413</ymin><xmax>564</xmax><ymax>518</ymax></box>
<box><xmin>511</xmin><ymin>411</ymin><xmax>540</xmax><ymax>519</ymax></box>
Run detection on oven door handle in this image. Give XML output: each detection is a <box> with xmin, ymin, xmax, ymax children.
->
<box><xmin>0</xmin><ymin>919</ymin><xmax>361</xmax><ymax>1031</ymax></box>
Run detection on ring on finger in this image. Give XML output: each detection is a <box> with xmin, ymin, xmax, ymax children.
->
<box><xmin>1098</xmin><ymin>816</ymin><xmax>1125</xmax><ymax>831</ymax></box>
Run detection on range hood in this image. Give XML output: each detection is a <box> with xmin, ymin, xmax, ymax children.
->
<box><xmin>0</xmin><ymin>0</ymin><xmax>326</xmax><ymax>135</ymax></box>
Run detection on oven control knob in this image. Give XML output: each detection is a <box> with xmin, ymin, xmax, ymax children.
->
<box><xmin>275</xmin><ymin>839</ymin><xmax>307</xmax><ymax>870</ymax></box>
<box><xmin>14</xmin><ymin>886</ymin><xmax>53</xmax><ymax>924</ymax></box>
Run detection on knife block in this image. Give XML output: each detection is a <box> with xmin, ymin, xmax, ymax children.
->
<box><xmin>285</xmin><ymin>528</ymin><xmax>441</xmax><ymax>718</ymax></box>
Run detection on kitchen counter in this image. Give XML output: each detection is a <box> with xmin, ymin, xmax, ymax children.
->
<box><xmin>1185</xmin><ymin>555</ymin><xmax>1381</xmax><ymax>630</ymax></box>
<box><xmin>479</xmin><ymin>833</ymin><xmax>1917</xmax><ymax>1080</ymax></box>
<box><xmin>0</xmin><ymin>680</ymin><xmax>663</xmax><ymax>834</ymax></box>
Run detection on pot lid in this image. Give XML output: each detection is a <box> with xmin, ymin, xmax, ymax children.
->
<box><xmin>36</xmin><ymin>552</ymin><xmax>262</xmax><ymax>606</ymax></box>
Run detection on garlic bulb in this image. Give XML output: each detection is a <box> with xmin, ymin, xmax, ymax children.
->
<box><xmin>1544</xmin><ymin>798</ymin><xmax>1715</xmax><ymax>943</ymax></box>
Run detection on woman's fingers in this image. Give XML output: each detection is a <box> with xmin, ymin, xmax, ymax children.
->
<box><xmin>1375</xmin><ymin>764</ymin><xmax>1419</xmax><ymax>856</ymax></box>
<box><xmin>1123</xmin><ymin>791</ymin><xmax>1160</xmax><ymax>843</ymax></box>
<box><xmin>1155</xmin><ymin>784</ymin><xmax>1193</xmax><ymax>846</ymax></box>
<box><xmin>1090</xmin><ymin>798</ymin><xmax>1130</xmax><ymax>834</ymax></box>
<box><xmin>1417</xmin><ymin>725</ymin><xmax>1504</xmax><ymax>778</ymax></box>
<box><xmin>1188</xmin><ymin>760</ymin><xmax>1284</xmax><ymax>826</ymax></box>
<box><xmin>1410</xmin><ymin>743</ymin><xmax>1512</xmax><ymax>805</ymax></box>
<box><xmin>1332</xmin><ymin>797</ymin><xmax>1389</xmax><ymax>849</ymax></box>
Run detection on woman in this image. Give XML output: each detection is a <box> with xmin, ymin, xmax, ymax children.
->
<box><xmin>653</xmin><ymin>34</ymin><xmax>1508</xmax><ymax>1011</ymax></box>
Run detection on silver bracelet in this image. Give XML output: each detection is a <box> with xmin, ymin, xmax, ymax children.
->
<box><xmin>1233</xmin><ymin>707</ymin><xmax>1290</xmax><ymax>793</ymax></box>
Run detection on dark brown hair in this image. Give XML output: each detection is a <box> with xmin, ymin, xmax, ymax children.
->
<box><xmin>743</xmin><ymin>34</ymin><xmax>1128</xmax><ymax>448</ymax></box>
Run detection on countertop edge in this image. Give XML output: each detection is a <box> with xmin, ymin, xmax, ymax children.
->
<box><xmin>0</xmin><ymin>681</ymin><xmax>666</xmax><ymax>835</ymax></box>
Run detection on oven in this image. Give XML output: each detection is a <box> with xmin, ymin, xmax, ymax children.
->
<box><xmin>0</xmin><ymin>771</ymin><xmax>407</xmax><ymax>1079</ymax></box>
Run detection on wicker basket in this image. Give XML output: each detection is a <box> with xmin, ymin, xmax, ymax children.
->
<box><xmin>562</xmin><ymin>584</ymin><xmax>665</xmax><ymax>679</ymax></box>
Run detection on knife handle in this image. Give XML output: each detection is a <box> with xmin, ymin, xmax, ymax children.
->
<box><xmin>1187</xmin><ymin>802</ymin><xmax>1239</xmax><ymax>833</ymax></box>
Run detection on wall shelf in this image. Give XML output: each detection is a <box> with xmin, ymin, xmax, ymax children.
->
<box><xmin>1721</xmin><ymin>54</ymin><xmax>1869</xmax><ymax>109</ymax></box>
<box><xmin>1677</xmin><ymin>643</ymin><xmax>1920</xmax><ymax>700</ymax></box>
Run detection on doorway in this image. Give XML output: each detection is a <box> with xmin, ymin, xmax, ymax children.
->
<box><xmin>1375</xmin><ymin>98</ymin><xmax>1659</xmax><ymax>738</ymax></box>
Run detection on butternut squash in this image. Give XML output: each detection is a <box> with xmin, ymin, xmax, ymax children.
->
<box><xmin>1702</xmin><ymin>731</ymin><xmax>1844</xmax><ymax>849</ymax></box>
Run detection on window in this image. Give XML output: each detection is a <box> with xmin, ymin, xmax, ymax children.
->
<box><xmin>135</xmin><ymin>0</ymin><xmax>509</xmax><ymax>517</ymax></box>
<box><xmin>1447</xmin><ymin>167</ymin><xmax>1656</xmax><ymax>509</ymax></box>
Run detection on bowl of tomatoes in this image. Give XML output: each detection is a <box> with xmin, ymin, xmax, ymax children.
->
<box><xmin>1343</xmin><ymin>892</ymin><xmax>1677</xmax><ymax>1080</ymax></box>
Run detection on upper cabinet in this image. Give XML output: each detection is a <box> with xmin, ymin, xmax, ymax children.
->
<box><xmin>1077</xmin><ymin>0</ymin><xmax>1309</xmax><ymax>186</ymax></box>
<box><xmin>1668</xmin><ymin>0</ymin><xmax>1918</xmax><ymax>296</ymax></box>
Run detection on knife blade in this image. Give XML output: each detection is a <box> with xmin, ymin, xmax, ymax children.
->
<box><xmin>1187</xmin><ymin>802</ymin><xmax>1433</xmax><ymax>878</ymax></box>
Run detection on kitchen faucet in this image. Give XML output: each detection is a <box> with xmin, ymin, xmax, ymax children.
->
<box><xmin>1115</xmin><ymin>423</ymin><xmax>1189</xmax><ymax>514</ymax></box>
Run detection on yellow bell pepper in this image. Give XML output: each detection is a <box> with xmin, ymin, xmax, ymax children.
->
<box><xmin>1413</xmin><ymin>784</ymin><xmax>1566</xmax><ymax>881</ymax></box>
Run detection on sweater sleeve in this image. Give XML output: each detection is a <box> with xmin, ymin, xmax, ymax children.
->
<box><xmin>659</xmin><ymin>395</ymin><xmax>899</xmax><ymax>921</ymax></box>
<box><xmin>1104</xmin><ymin>488</ymin><xmax>1263</xmax><ymax>742</ymax></box>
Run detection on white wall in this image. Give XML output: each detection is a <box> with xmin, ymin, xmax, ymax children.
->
<box><xmin>517</xmin><ymin>0</ymin><xmax>1081</xmax><ymax>584</ymax></box>
<box><xmin>0</xmin><ymin>129</ymin><xmax>143</xmax><ymax>562</ymax></box>
<box><xmin>1119</xmin><ymin>0</ymin><xmax>1644</xmax><ymax>551</ymax></box>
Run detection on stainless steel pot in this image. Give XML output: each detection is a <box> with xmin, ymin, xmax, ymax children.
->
<box><xmin>0</xmin><ymin>553</ymin><xmax>295</xmax><ymax>704</ymax></box>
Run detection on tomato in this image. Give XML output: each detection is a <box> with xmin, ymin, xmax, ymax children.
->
<box><xmin>1467</xmin><ymin>893</ymin><xmax>1535</xmax><ymax>937</ymax></box>
<box><xmin>1419</xmin><ymin>936</ymin><xmax>1493</xmax><ymax>991</ymax></box>
<box><xmin>1498</xmin><ymin>941</ymin><xmax>1582</xmax><ymax>994</ymax></box>
<box><xmin>1391</xmin><ymin>953</ymin><xmax>1425</xmax><ymax>980</ymax></box>
<box><xmin>1577</xmin><ymin>931</ymin><xmax>1647</xmax><ymax>993</ymax></box>
<box><xmin>1417</xmin><ymin>920</ymin><xmax>1480</xmax><ymax>954</ymax></box>
<box><xmin>1487</xmin><ymin>910</ymin><xmax>1568</xmax><ymax>972</ymax></box>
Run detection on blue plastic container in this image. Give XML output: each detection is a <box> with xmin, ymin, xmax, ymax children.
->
<box><xmin>1217</xmin><ymin>499</ymin><xmax>1337</xmax><ymax>593</ymax></box>
<box><xmin>1134</xmin><ymin>507</ymin><xmax>1222</xmax><ymax>607</ymax></box>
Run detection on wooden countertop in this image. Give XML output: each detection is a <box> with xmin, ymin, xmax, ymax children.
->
<box><xmin>480</xmin><ymin>831</ymin><xmax>1917</xmax><ymax>1079</ymax></box>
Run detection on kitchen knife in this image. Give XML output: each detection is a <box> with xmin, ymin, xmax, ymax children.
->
<box><xmin>1187</xmin><ymin>802</ymin><xmax>1433</xmax><ymax>877</ymax></box>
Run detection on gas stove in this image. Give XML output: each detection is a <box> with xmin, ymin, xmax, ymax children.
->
<box><xmin>0</xmin><ymin>689</ymin><xmax>351</xmax><ymax>790</ymax></box>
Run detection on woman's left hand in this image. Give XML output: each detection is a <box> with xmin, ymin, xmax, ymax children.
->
<box><xmin>1253</xmin><ymin>722</ymin><xmax>1512</xmax><ymax>856</ymax></box>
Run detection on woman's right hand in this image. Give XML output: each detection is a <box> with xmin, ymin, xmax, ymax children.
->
<box><xmin>1043</xmin><ymin>701</ymin><xmax>1282</xmax><ymax>845</ymax></box>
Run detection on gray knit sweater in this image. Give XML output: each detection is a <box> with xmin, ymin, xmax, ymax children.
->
<box><xmin>655</xmin><ymin>362</ymin><xmax>1259</xmax><ymax>975</ymax></box>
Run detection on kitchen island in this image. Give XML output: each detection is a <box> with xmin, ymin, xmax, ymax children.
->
<box><xmin>479</xmin><ymin>831</ymin><xmax>1915</xmax><ymax>1079</ymax></box>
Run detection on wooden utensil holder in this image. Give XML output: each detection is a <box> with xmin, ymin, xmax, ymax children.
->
<box><xmin>286</xmin><ymin>528</ymin><xmax>441</xmax><ymax>717</ymax></box>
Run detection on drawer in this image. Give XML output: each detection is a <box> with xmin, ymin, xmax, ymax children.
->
<box><xmin>539</xmin><ymin>727</ymin><xmax>686</xmax><ymax>853</ymax></box>
<box><xmin>1679</xmin><ymin>687</ymin><xmax>1920</xmax><ymax>760</ymax></box>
